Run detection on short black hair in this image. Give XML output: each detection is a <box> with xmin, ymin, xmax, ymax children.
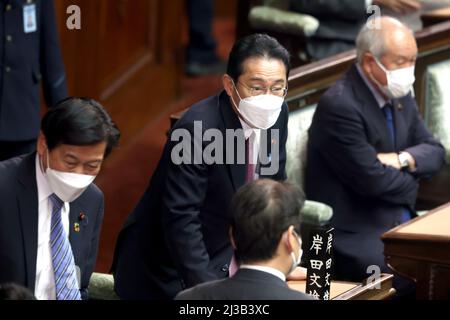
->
<box><xmin>0</xmin><ymin>283</ymin><xmax>36</xmax><ymax>300</ymax></box>
<box><xmin>230</xmin><ymin>179</ymin><xmax>305</xmax><ymax>264</ymax></box>
<box><xmin>227</xmin><ymin>33</ymin><xmax>291</xmax><ymax>82</ymax></box>
<box><xmin>41</xmin><ymin>97</ymin><xmax>120</xmax><ymax>157</ymax></box>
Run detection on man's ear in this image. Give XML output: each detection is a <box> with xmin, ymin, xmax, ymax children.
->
<box><xmin>284</xmin><ymin>226</ymin><xmax>296</xmax><ymax>252</ymax></box>
<box><xmin>229</xmin><ymin>226</ymin><xmax>237</xmax><ymax>250</ymax></box>
<box><xmin>36</xmin><ymin>131</ymin><xmax>47</xmax><ymax>157</ymax></box>
<box><xmin>223</xmin><ymin>74</ymin><xmax>235</xmax><ymax>98</ymax></box>
<box><xmin>361</xmin><ymin>52</ymin><xmax>375</xmax><ymax>77</ymax></box>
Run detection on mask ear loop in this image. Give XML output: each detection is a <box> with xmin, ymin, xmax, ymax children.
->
<box><xmin>292</xmin><ymin>230</ymin><xmax>302</xmax><ymax>264</ymax></box>
<box><xmin>46</xmin><ymin>146</ymin><xmax>51</xmax><ymax>172</ymax></box>
<box><xmin>373</xmin><ymin>56</ymin><xmax>389</xmax><ymax>74</ymax></box>
<box><xmin>367</xmin><ymin>56</ymin><xmax>390</xmax><ymax>96</ymax></box>
<box><xmin>38</xmin><ymin>144</ymin><xmax>49</xmax><ymax>173</ymax></box>
<box><xmin>229</xmin><ymin>79</ymin><xmax>260</xmax><ymax>129</ymax></box>
<box><xmin>229</xmin><ymin>80</ymin><xmax>244</xmax><ymax>113</ymax></box>
<box><xmin>232</xmin><ymin>80</ymin><xmax>244</xmax><ymax>101</ymax></box>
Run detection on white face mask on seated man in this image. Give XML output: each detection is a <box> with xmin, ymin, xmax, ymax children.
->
<box><xmin>44</xmin><ymin>148</ymin><xmax>96</xmax><ymax>203</ymax></box>
<box><xmin>372</xmin><ymin>57</ymin><xmax>416</xmax><ymax>99</ymax></box>
<box><xmin>231</xmin><ymin>85</ymin><xmax>284</xmax><ymax>130</ymax></box>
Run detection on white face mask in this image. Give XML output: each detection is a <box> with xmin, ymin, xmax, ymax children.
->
<box><xmin>231</xmin><ymin>84</ymin><xmax>284</xmax><ymax>130</ymax></box>
<box><xmin>289</xmin><ymin>232</ymin><xmax>303</xmax><ymax>275</ymax></box>
<box><xmin>372</xmin><ymin>57</ymin><xmax>415</xmax><ymax>99</ymax></box>
<box><xmin>44</xmin><ymin>149</ymin><xmax>96</xmax><ymax>203</ymax></box>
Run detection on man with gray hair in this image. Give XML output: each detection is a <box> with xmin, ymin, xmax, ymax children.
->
<box><xmin>305</xmin><ymin>17</ymin><xmax>445</xmax><ymax>297</ymax></box>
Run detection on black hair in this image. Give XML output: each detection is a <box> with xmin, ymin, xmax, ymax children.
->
<box><xmin>41</xmin><ymin>97</ymin><xmax>120</xmax><ymax>157</ymax></box>
<box><xmin>230</xmin><ymin>179</ymin><xmax>305</xmax><ymax>264</ymax></box>
<box><xmin>0</xmin><ymin>283</ymin><xmax>36</xmax><ymax>300</ymax></box>
<box><xmin>227</xmin><ymin>33</ymin><xmax>291</xmax><ymax>82</ymax></box>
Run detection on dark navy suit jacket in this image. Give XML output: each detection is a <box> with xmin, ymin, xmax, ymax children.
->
<box><xmin>175</xmin><ymin>268</ymin><xmax>312</xmax><ymax>300</ymax></box>
<box><xmin>0</xmin><ymin>153</ymin><xmax>105</xmax><ymax>299</ymax></box>
<box><xmin>305</xmin><ymin>65</ymin><xmax>445</xmax><ymax>281</ymax></box>
<box><xmin>112</xmin><ymin>90</ymin><xmax>288</xmax><ymax>300</ymax></box>
<box><xmin>0</xmin><ymin>0</ymin><xmax>67</xmax><ymax>141</ymax></box>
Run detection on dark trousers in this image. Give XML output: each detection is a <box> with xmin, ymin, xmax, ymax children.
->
<box><xmin>186</xmin><ymin>0</ymin><xmax>217</xmax><ymax>64</ymax></box>
<box><xmin>0</xmin><ymin>140</ymin><xmax>36</xmax><ymax>161</ymax></box>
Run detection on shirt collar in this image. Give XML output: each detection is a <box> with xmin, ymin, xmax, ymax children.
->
<box><xmin>356</xmin><ymin>64</ymin><xmax>389</xmax><ymax>109</ymax></box>
<box><xmin>239</xmin><ymin>264</ymin><xmax>286</xmax><ymax>282</ymax></box>
<box><xmin>35</xmin><ymin>154</ymin><xmax>53</xmax><ymax>202</ymax></box>
<box><xmin>239</xmin><ymin>118</ymin><xmax>260</xmax><ymax>140</ymax></box>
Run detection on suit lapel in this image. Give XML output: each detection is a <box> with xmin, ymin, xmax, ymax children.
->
<box><xmin>69</xmin><ymin>199</ymin><xmax>90</xmax><ymax>267</ymax></box>
<box><xmin>349</xmin><ymin>65</ymin><xmax>396</xmax><ymax>151</ymax></box>
<box><xmin>16</xmin><ymin>154</ymin><xmax>39</xmax><ymax>291</ymax></box>
<box><xmin>218</xmin><ymin>91</ymin><xmax>247</xmax><ymax>191</ymax></box>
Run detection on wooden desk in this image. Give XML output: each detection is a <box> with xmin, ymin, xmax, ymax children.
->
<box><xmin>288</xmin><ymin>273</ymin><xmax>395</xmax><ymax>300</ymax></box>
<box><xmin>382</xmin><ymin>203</ymin><xmax>450</xmax><ymax>299</ymax></box>
<box><xmin>422</xmin><ymin>7</ymin><xmax>450</xmax><ymax>28</ymax></box>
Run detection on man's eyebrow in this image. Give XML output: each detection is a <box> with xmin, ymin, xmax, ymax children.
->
<box><xmin>395</xmin><ymin>54</ymin><xmax>417</xmax><ymax>61</ymax></box>
<box><xmin>86</xmin><ymin>160</ymin><xmax>103</xmax><ymax>165</ymax></box>
<box><xmin>64</xmin><ymin>154</ymin><xmax>103</xmax><ymax>163</ymax></box>
<box><xmin>248</xmin><ymin>77</ymin><xmax>266</xmax><ymax>82</ymax></box>
<box><xmin>248</xmin><ymin>77</ymin><xmax>286</xmax><ymax>83</ymax></box>
<box><xmin>63</xmin><ymin>154</ymin><xmax>79</xmax><ymax>161</ymax></box>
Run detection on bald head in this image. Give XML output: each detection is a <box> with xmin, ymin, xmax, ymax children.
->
<box><xmin>357</xmin><ymin>16</ymin><xmax>417</xmax><ymax>92</ymax></box>
<box><xmin>356</xmin><ymin>16</ymin><xmax>417</xmax><ymax>64</ymax></box>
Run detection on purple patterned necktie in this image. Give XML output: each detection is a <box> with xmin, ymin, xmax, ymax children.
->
<box><xmin>245</xmin><ymin>135</ymin><xmax>255</xmax><ymax>183</ymax></box>
<box><xmin>49</xmin><ymin>194</ymin><xmax>81</xmax><ymax>300</ymax></box>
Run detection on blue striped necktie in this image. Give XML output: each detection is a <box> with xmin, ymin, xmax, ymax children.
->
<box><xmin>49</xmin><ymin>193</ymin><xmax>81</xmax><ymax>300</ymax></box>
<box><xmin>382</xmin><ymin>103</ymin><xmax>411</xmax><ymax>223</ymax></box>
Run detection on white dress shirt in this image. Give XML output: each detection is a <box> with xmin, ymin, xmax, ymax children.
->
<box><xmin>34</xmin><ymin>155</ymin><xmax>71</xmax><ymax>300</ymax></box>
<box><xmin>240</xmin><ymin>265</ymin><xmax>286</xmax><ymax>282</ymax></box>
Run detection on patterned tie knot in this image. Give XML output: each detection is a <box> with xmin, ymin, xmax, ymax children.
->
<box><xmin>49</xmin><ymin>193</ymin><xmax>64</xmax><ymax>211</ymax></box>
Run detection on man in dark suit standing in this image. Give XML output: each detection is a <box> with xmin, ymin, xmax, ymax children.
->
<box><xmin>0</xmin><ymin>0</ymin><xmax>68</xmax><ymax>161</ymax></box>
<box><xmin>305</xmin><ymin>17</ymin><xmax>445</xmax><ymax>296</ymax></box>
<box><xmin>0</xmin><ymin>98</ymin><xmax>120</xmax><ymax>300</ymax></box>
<box><xmin>289</xmin><ymin>0</ymin><xmax>420</xmax><ymax>60</ymax></box>
<box><xmin>113</xmin><ymin>34</ymin><xmax>294</xmax><ymax>300</ymax></box>
<box><xmin>176</xmin><ymin>179</ymin><xmax>311</xmax><ymax>300</ymax></box>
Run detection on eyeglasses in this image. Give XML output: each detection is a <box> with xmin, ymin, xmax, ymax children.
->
<box><xmin>237</xmin><ymin>81</ymin><xmax>288</xmax><ymax>97</ymax></box>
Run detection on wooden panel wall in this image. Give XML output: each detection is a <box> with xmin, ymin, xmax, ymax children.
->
<box><xmin>52</xmin><ymin>0</ymin><xmax>184</xmax><ymax>143</ymax></box>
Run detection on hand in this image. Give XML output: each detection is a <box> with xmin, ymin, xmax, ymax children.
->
<box><xmin>373</xmin><ymin>0</ymin><xmax>421</xmax><ymax>14</ymax></box>
<box><xmin>286</xmin><ymin>266</ymin><xmax>307</xmax><ymax>281</ymax></box>
<box><xmin>377</xmin><ymin>152</ymin><xmax>401</xmax><ymax>170</ymax></box>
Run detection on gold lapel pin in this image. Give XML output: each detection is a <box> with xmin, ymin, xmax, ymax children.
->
<box><xmin>74</xmin><ymin>223</ymin><xmax>80</xmax><ymax>233</ymax></box>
